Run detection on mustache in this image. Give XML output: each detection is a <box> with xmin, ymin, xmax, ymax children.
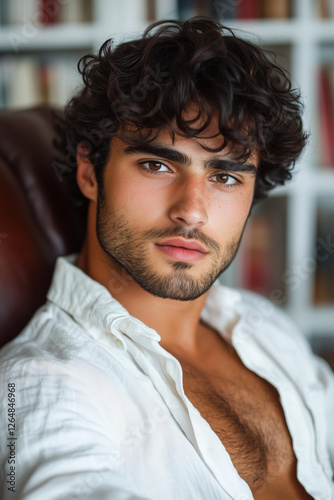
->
<box><xmin>143</xmin><ymin>227</ymin><xmax>221</xmax><ymax>253</ymax></box>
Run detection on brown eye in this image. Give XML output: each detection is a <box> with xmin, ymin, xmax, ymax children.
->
<box><xmin>210</xmin><ymin>173</ymin><xmax>238</xmax><ymax>187</ymax></box>
<box><xmin>148</xmin><ymin>161</ymin><xmax>163</xmax><ymax>171</ymax></box>
<box><xmin>141</xmin><ymin>161</ymin><xmax>169</xmax><ymax>173</ymax></box>
<box><xmin>216</xmin><ymin>174</ymin><xmax>230</xmax><ymax>184</ymax></box>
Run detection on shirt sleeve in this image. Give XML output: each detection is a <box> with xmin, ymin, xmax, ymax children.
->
<box><xmin>311</xmin><ymin>353</ymin><xmax>334</xmax><ymax>469</ymax></box>
<box><xmin>0</xmin><ymin>355</ymin><xmax>152</xmax><ymax>500</ymax></box>
<box><xmin>272</xmin><ymin>297</ymin><xmax>334</xmax><ymax>471</ymax></box>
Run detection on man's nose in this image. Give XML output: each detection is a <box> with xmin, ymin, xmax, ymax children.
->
<box><xmin>168</xmin><ymin>175</ymin><xmax>209</xmax><ymax>227</ymax></box>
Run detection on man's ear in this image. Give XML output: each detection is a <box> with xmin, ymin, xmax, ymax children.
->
<box><xmin>76</xmin><ymin>144</ymin><xmax>98</xmax><ymax>202</ymax></box>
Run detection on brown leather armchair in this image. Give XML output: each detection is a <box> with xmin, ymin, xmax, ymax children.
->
<box><xmin>0</xmin><ymin>107</ymin><xmax>85</xmax><ymax>348</ymax></box>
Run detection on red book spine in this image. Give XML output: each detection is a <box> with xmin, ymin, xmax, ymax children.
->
<box><xmin>241</xmin><ymin>218</ymin><xmax>272</xmax><ymax>295</ymax></box>
<box><xmin>39</xmin><ymin>0</ymin><xmax>60</xmax><ymax>25</ymax></box>
<box><xmin>237</xmin><ymin>0</ymin><xmax>260</xmax><ymax>19</ymax></box>
<box><xmin>319</xmin><ymin>68</ymin><xmax>334</xmax><ymax>168</ymax></box>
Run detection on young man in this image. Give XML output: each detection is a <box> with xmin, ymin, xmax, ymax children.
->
<box><xmin>0</xmin><ymin>17</ymin><xmax>333</xmax><ymax>500</ymax></box>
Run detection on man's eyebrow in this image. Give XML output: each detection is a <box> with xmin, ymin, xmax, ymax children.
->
<box><xmin>124</xmin><ymin>144</ymin><xmax>191</xmax><ymax>166</ymax></box>
<box><xmin>205</xmin><ymin>158</ymin><xmax>257</xmax><ymax>176</ymax></box>
<box><xmin>124</xmin><ymin>143</ymin><xmax>257</xmax><ymax>176</ymax></box>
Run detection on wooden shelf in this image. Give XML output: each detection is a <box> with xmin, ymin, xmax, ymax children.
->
<box><xmin>0</xmin><ymin>24</ymin><xmax>96</xmax><ymax>52</ymax></box>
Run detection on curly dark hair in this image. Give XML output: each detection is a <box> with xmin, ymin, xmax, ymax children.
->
<box><xmin>62</xmin><ymin>16</ymin><xmax>308</xmax><ymax>216</ymax></box>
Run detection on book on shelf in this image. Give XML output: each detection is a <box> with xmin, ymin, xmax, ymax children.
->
<box><xmin>314</xmin><ymin>200</ymin><xmax>334</xmax><ymax>305</ymax></box>
<box><xmin>318</xmin><ymin>66</ymin><xmax>334</xmax><ymax>169</ymax></box>
<box><xmin>39</xmin><ymin>0</ymin><xmax>59</xmax><ymax>25</ymax></box>
<box><xmin>7</xmin><ymin>58</ymin><xmax>41</xmax><ymax>108</ymax></box>
<box><xmin>0</xmin><ymin>0</ymin><xmax>9</xmax><ymax>25</ymax></box>
<box><xmin>7</xmin><ymin>0</ymin><xmax>38</xmax><ymax>25</ymax></box>
<box><xmin>316</xmin><ymin>0</ymin><xmax>334</xmax><ymax>18</ymax></box>
<box><xmin>0</xmin><ymin>56</ymin><xmax>82</xmax><ymax>109</ymax></box>
<box><xmin>210</xmin><ymin>0</ymin><xmax>238</xmax><ymax>20</ymax></box>
<box><xmin>0</xmin><ymin>0</ymin><xmax>93</xmax><ymax>25</ymax></box>
<box><xmin>237</xmin><ymin>0</ymin><xmax>260</xmax><ymax>20</ymax></box>
<box><xmin>240</xmin><ymin>216</ymin><xmax>273</xmax><ymax>294</ymax></box>
<box><xmin>178</xmin><ymin>0</ymin><xmax>291</xmax><ymax>20</ymax></box>
<box><xmin>146</xmin><ymin>0</ymin><xmax>156</xmax><ymax>21</ymax></box>
<box><xmin>0</xmin><ymin>0</ymin><xmax>296</xmax><ymax>25</ymax></box>
<box><xmin>237</xmin><ymin>197</ymin><xmax>287</xmax><ymax>301</ymax></box>
<box><xmin>258</xmin><ymin>0</ymin><xmax>291</xmax><ymax>19</ymax></box>
<box><xmin>176</xmin><ymin>0</ymin><xmax>208</xmax><ymax>20</ymax></box>
<box><xmin>59</xmin><ymin>0</ymin><xmax>93</xmax><ymax>23</ymax></box>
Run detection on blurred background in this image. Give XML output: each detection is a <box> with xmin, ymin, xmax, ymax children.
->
<box><xmin>0</xmin><ymin>0</ymin><xmax>334</xmax><ymax>366</ymax></box>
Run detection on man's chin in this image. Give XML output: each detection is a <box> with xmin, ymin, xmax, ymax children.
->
<box><xmin>132</xmin><ymin>271</ymin><xmax>216</xmax><ymax>302</ymax></box>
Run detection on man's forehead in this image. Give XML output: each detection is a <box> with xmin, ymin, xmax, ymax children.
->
<box><xmin>116</xmin><ymin>103</ymin><xmax>257</xmax><ymax>158</ymax></box>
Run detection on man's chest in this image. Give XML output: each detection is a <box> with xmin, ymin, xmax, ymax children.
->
<box><xmin>168</xmin><ymin>331</ymin><xmax>313</xmax><ymax>499</ymax></box>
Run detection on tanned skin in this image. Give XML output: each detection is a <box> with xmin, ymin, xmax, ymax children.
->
<box><xmin>76</xmin><ymin>118</ymin><xmax>257</xmax><ymax>357</ymax></box>
<box><xmin>75</xmin><ymin>117</ymin><xmax>312</xmax><ymax>498</ymax></box>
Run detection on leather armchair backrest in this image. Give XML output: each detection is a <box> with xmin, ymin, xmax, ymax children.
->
<box><xmin>0</xmin><ymin>107</ymin><xmax>85</xmax><ymax>347</ymax></box>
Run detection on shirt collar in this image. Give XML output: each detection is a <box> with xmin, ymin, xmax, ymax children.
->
<box><xmin>47</xmin><ymin>254</ymin><xmax>242</xmax><ymax>346</ymax></box>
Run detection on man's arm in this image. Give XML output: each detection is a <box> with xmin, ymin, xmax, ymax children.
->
<box><xmin>0</xmin><ymin>356</ymin><xmax>151</xmax><ymax>500</ymax></box>
<box><xmin>311</xmin><ymin>353</ymin><xmax>334</xmax><ymax>469</ymax></box>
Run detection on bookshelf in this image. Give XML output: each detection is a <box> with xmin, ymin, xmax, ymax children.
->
<box><xmin>0</xmin><ymin>0</ymin><xmax>334</xmax><ymax>356</ymax></box>
<box><xmin>217</xmin><ymin>1</ymin><xmax>334</xmax><ymax>357</ymax></box>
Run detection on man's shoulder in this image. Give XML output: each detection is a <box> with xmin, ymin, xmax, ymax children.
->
<box><xmin>215</xmin><ymin>282</ymin><xmax>312</xmax><ymax>355</ymax></box>
<box><xmin>0</xmin><ymin>300</ymin><xmax>80</xmax><ymax>359</ymax></box>
<box><xmin>0</xmin><ymin>300</ymin><xmax>130</xmax><ymax>415</ymax></box>
<box><xmin>236</xmin><ymin>287</ymin><xmax>299</xmax><ymax>330</ymax></box>
<box><xmin>0</xmin><ymin>299</ymin><xmax>115</xmax><ymax>387</ymax></box>
<box><xmin>215</xmin><ymin>282</ymin><xmax>298</xmax><ymax>332</ymax></box>
<box><xmin>0</xmin><ymin>297</ymin><xmax>140</xmax><ymax>396</ymax></box>
<box><xmin>216</xmin><ymin>286</ymin><xmax>334</xmax><ymax>405</ymax></box>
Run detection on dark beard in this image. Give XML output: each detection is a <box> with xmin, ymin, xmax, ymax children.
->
<box><xmin>96</xmin><ymin>189</ymin><xmax>242</xmax><ymax>301</ymax></box>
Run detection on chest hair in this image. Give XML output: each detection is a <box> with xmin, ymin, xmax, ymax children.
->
<box><xmin>180</xmin><ymin>361</ymin><xmax>295</xmax><ymax>489</ymax></box>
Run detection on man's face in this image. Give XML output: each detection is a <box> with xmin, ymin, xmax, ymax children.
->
<box><xmin>96</xmin><ymin>125</ymin><xmax>258</xmax><ymax>301</ymax></box>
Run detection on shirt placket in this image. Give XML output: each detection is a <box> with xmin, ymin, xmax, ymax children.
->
<box><xmin>111</xmin><ymin>316</ymin><xmax>254</xmax><ymax>500</ymax></box>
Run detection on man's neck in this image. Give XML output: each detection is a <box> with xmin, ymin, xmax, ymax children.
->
<box><xmin>76</xmin><ymin>240</ymin><xmax>210</xmax><ymax>358</ymax></box>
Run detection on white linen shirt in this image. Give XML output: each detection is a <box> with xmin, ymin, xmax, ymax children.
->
<box><xmin>0</xmin><ymin>254</ymin><xmax>333</xmax><ymax>500</ymax></box>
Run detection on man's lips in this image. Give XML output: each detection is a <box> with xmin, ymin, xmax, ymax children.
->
<box><xmin>155</xmin><ymin>238</ymin><xmax>208</xmax><ymax>262</ymax></box>
<box><xmin>156</xmin><ymin>238</ymin><xmax>208</xmax><ymax>254</ymax></box>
